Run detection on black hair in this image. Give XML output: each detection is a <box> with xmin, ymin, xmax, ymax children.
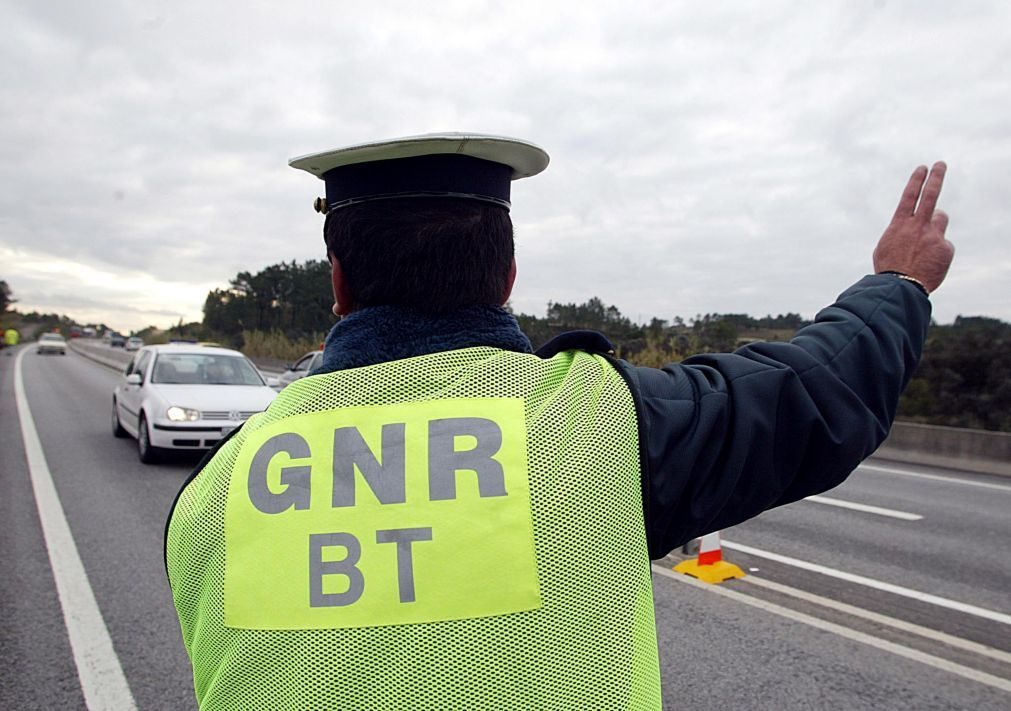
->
<box><xmin>323</xmin><ymin>197</ymin><xmax>514</xmax><ymax>314</ymax></box>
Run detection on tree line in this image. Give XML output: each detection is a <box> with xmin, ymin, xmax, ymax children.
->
<box><xmin>201</xmin><ymin>260</ymin><xmax>333</xmax><ymax>347</ymax></box>
<box><xmin>2</xmin><ymin>266</ymin><xmax>1008</xmax><ymax>432</ymax></box>
<box><xmin>898</xmin><ymin>316</ymin><xmax>1010</xmax><ymax>431</ymax></box>
<box><xmin>193</xmin><ymin>260</ymin><xmax>1011</xmax><ymax>431</ymax></box>
<box><xmin>197</xmin><ymin>262</ymin><xmax>810</xmax><ymax>361</ymax></box>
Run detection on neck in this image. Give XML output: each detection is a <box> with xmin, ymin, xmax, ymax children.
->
<box><xmin>315</xmin><ymin>304</ymin><xmax>532</xmax><ymax>374</ymax></box>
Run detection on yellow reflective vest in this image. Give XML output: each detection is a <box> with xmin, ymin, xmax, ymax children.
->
<box><xmin>167</xmin><ymin>346</ymin><xmax>660</xmax><ymax>709</ymax></box>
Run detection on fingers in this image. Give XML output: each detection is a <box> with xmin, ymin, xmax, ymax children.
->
<box><xmin>893</xmin><ymin>165</ymin><xmax>928</xmax><ymax>220</ymax></box>
<box><xmin>914</xmin><ymin>161</ymin><xmax>947</xmax><ymax>221</ymax></box>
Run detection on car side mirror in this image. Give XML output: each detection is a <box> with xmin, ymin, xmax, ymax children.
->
<box><xmin>126</xmin><ymin>373</ymin><xmax>142</xmax><ymax>386</ymax></box>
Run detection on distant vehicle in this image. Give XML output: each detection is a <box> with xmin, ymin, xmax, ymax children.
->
<box><xmin>112</xmin><ymin>344</ymin><xmax>277</xmax><ymax>463</ymax></box>
<box><xmin>125</xmin><ymin>337</ymin><xmax>144</xmax><ymax>351</ymax></box>
<box><xmin>82</xmin><ymin>327</ymin><xmax>97</xmax><ymax>338</ymax></box>
<box><xmin>69</xmin><ymin>326</ymin><xmax>83</xmax><ymax>339</ymax></box>
<box><xmin>276</xmin><ymin>349</ymin><xmax>324</xmax><ymax>389</ymax></box>
<box><xmin>37</xmin><ymin>333</ymin><xmax>67</xmax><ymax>355</ymax></box>
<box><xmin>103</xmin><ymin>331</ymin><xmax>126</xmax><ymax>347</ymax></box>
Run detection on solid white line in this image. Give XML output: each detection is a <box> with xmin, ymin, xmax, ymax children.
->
<box><xmin>859</xmin><ymin>463</ymin><xmax>1011</xmax><ymax>493</ymax></box>
<box><xmin>14</xmin><ymin>349</ymin><xmax>137</xmax><ymax>711</ymax></box>
<box><xmin>740</xmin><ymin>575</ymin><xmax>1011</xmax><ymax>666</ymax></box>
<box><xmin>722</xmin><ymin>540</ymin><xmax>1011</xmax><ymax>626</ymax></box>
<box><xmin>804</xmin><ymin>495</ymin><xmax>923</xmax><ymax>520</ymax></box>
<box><xmin>652</xmin><ymin>565</ymin><xmax>1011</xmax><ymax>694</ymax></box>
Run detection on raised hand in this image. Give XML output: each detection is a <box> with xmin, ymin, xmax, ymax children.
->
<box><xmin>872</xmin><ymin>162</ymin><xmax>955</xmax><ymax>293</ymax></box>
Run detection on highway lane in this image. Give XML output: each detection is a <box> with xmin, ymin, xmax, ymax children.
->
<box><xmin>3</xmin><ymin>346</ymin><xmax>197</xmax><ymax>709</ymax></box>
<box><xmin>1</xmin><ymin>346</ymin><xmax>86</xmax><ymax>709</ymax></box>
<box><xmin>650</xmin><ymin>572</ymin><xmax>1009</xmax><ymax>710</ymax></box>
<box><xmin>652</xmin><ymin>463</ymin><xmax>1011</xmax><ymax>707</ymax></box>
<box><xmin>716</xmin><ymin>460</ymin><xmax>1011</xmax><ymax>643</ymax></box>
<box><xmin>4</xmin><ymin>345</ymin><xmax>1009</xmax><ymax>709</ymax></box>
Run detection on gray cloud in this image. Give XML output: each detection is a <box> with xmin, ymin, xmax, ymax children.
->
<box><xmin>1</xmin><ymin>0</ymin><xmax>1008</xmax><ymax>332</ymax></box>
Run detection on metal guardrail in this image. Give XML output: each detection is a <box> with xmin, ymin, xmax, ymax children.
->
<box><xmin>876</xmin><ymin>421</ymin><xmax>1011</xmax><ymax>478</ymax></box>
<box><xmin>69</xmin><ymin>340</ymin><xmax>130</xmax><ymax>370</ymax></box>
<box><xmin>68</xmin><ymin>340</ymin><xmax>283</xmax><ymax>378</ymax></box>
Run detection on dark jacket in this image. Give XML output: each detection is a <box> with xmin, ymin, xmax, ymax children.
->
<box><xmin>544</xmin><ymin>274</ymin><xmax>929</xmax><ymax>558</ymax></box>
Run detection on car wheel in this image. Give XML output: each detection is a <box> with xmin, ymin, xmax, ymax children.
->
<box><xmin>112</xmin><ymin>399</ymin><xmax>128</xmax><ymax>438</ymax></box>
<box><xmin>137</xmin><ymin>413</ymin><xmax>161</xmax><ymax>464</ymax></box>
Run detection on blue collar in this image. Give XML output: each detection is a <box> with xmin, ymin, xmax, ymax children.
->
<box><xmin>315</xmin><ymin>305</ymin><xmax>533</xmax><ymax>374</ymax></box>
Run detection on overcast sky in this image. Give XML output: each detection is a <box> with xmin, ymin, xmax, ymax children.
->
<box><xmin>1</xmin><ymin>1</ymin><xmax>1008</xmax><ymax>333</ymax></box>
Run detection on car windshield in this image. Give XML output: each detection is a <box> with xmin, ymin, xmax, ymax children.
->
<box><xmin>40</xmin><ymin>334</ymin><xmax>64</xmax><ymax>342</ymax></box>
<box><xmin>151</xmin><ymin>353</ymin><xmax>264</xmax><ymax>386</ymax></box>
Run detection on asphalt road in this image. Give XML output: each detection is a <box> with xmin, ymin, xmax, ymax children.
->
<box><xmin>2</xmin><ymin>345</ymin><xmax>1008</xmax><ymax>710</ymax></box>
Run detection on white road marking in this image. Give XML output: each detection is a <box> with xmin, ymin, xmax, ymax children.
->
<box><xmin>804</xmin><ymin>495</ymin><xmax>923</xmax><ymax>520</ymax></box>
<box><xmin>741</xmin><ymin>575</ymin><xmax>1011</xmax><ymax>666</ymax></box>
<box><xmin>722</xmin><ymin>540</ymin><xmax>1011</xmax><ymax>626</ymax></box>
<box><xmin>14</xmin><ymin>349</ymin><xmax>137</xmax><ymax>711</ymax></box>
<box><xmin>859</xmin><ymin>463</ymin><xmax>1011</xmax><ymax>493</ymax></box>
<box><xmin>653</xmin><ymin>565</ymin><xmax>1011</xmax><ymax>694</ymax></box>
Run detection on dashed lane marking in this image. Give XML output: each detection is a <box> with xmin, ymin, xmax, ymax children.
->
<box><xmin>653</xmin><ymin>565</ymin><xmax>1011</xmax><ymax>694</ymax></box>
<box><xmin>804</xmin><ymin>495</ymin><xmax>923</xmax><ymax>520</ymax></box>
<box><xmin>722</xmin><ymin>540</ymin><xmax>1011</xmax><ymax>626</ymax></box>
<box><xmin>14</xmin><ymin>349</ymin><xmax>137</xmax><ymax>711</ymax></box>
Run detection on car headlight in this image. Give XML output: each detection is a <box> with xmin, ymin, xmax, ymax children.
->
<box><xmin>166</xmin><ymin>406</ymin><xmax>200</xmax><ymax>422</ymax></box>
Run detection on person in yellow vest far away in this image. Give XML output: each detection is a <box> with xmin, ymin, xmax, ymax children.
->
<box><xmin>3</xmin><ymin>327</ymin><xmax>20</xmax><ymax>354</ymax></box>
<box><xmin>165</xmin><ymin>133</ymin><xmax>954</xmax><ymax>710</ymax></box>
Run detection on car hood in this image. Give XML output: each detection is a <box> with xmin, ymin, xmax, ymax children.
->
<box><xmin>148</xmin><ymin>384</ymin><xmax>277</xmax><ymax>412</ymax></box>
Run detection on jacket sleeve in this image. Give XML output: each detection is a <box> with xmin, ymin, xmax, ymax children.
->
<box><xmin>614</xmin><ymin>274</ymin><xmax>932</xmax><ymax>559</ymax></box>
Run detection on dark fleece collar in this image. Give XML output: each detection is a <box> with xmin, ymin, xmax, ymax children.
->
<box><xmin>315</xmin><ymin>305</ymin><xmax>533</xmax><ymax>374</ymax></box>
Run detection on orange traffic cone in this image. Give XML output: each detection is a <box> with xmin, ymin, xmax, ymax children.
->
<box><xmin>673</xmin><ymin>531</ymin><xmax>745</xmax><ymax>584</ymax></box>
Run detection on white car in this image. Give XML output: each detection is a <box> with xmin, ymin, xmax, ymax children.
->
<box><xmin>276</xmin><ymin>349</ymin><xmax>324</xmax><ymax>389</ymax></box>
<box><xmin>37</xmin><ymin>333</ymin><xmax>67</xmax><ymax>355</ymax></box>
<box><xmin>125</xmin><ymin>336</ymin><xmax>144</xmax><ymax>351</ymax></box>
<box><xmin>112</xmin><ymin>344</ymin><xmax>277</xmax><ymax>463</ymax></box>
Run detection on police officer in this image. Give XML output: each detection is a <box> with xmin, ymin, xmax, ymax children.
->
<box><xmin>166</xmin><ymin>133</ymin><xmax>953</xmax><ymax>709</ymax></box>
<box><xmin>3</xmin><ymin>326</ymin><xmax>19</xmax><ymax>353</ymax></box>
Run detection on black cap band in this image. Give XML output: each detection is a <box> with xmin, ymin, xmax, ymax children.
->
<box><xmin>322</xmin><ymin>153</ymin><xmax>513</xmax><ymax>212</ymax></box>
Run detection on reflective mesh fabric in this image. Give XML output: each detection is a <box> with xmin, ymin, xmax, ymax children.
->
<box><xmin>167</xmin><ymin>347</ymin><xmax>660</xmax><ymax>710</ymax></box>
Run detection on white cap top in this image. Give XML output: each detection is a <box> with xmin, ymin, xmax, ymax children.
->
<box><xmin>289</xmin><ymin>132</ymin><xmax>550</xmax><ymax>180</ymax></box>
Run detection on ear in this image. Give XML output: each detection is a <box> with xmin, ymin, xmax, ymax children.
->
<box><xmin>501</xmin><ymin>257</ymin><xmax>517</xmax><ymax>305</ymax></box>
<box><xmin>329</xmin><ymin>253</ymin><xmax>355</xmax><ymax>316</ymax></box>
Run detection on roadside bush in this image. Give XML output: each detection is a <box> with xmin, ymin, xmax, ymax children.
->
<box><xmin>241</xmin><ymin>329</ymin><xmax>327</xmax><ymax>363</ymax></box>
